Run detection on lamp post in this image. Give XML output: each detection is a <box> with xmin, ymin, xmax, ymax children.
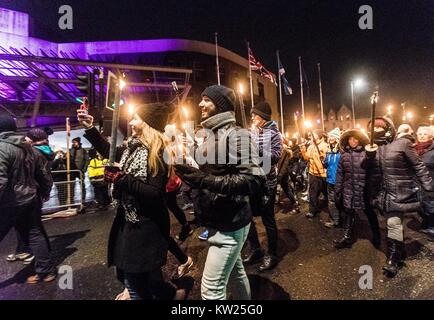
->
<box><xmin>351</xmin><ymin>78</ymin><xmax>364</xmax><ymax>128</ymax></box>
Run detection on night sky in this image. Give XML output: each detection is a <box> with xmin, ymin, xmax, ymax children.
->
<box><xmin>1</xmin><ymin>0</ymin><xmax>433</xmax><ymax>120</ymax></box>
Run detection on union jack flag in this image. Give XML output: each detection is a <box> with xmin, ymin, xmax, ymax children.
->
<box><xmin>248</xmin><ymin>48</ymin><xmax>277</xmax><ymax>86</ymax></box>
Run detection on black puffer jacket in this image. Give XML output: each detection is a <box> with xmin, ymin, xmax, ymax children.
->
<box><xmin>184</xmin><ymin>111</ymin><xmax>266</xmax><ymax>232</ymax></box>
<box><xmin>418</xmin><ymin>142</ymin><xmax>434</xmax><ymax>214</ymax></box>
<box><xmin>379</xmin><ymin>135</ymin><xmax>434</xmax><ymax>213</ymax></box>
<box><xmin>0</xmin><ymin>132</ymin><xmax>52</xmax><ymax>208</ymax></box>
<box><xmin>335</xmin><ymin>145</ymin><xmax>368</xmax><ymax>210</ymax></box>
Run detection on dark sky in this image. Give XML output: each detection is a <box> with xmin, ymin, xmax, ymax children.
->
<box><xmin>1</xmin><ymin>0</ymin><xmax>433</xmax><ymax>118</ymax></box>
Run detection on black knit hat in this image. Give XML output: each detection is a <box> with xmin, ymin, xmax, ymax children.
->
<box><xmin>0</xmin><ymin>115</ymin><xmax>17</xmax><ymax>133</ymax></box>
<box><xmin>136</xmin><ymin>102</ymin><xmax>175</xmax><ymax>132</ymax></box>
<box><xmin>26</xmin><ymin>127</ymin><xmax>52</xmax><ymax>142</ymax></box>
<box><xmin>251</xmin><ymin>101</ymin><xmax>272</xmax><ymax>121</ymax></box>
<box><xmin>201</xmin><ymin>85</ymin><xmax>236</xmax><ymax>113</ymax></box>
<box><xmin>72</xmin><ymin>137</ymin><xmax>81</xmax><ymax>144</ymax></box>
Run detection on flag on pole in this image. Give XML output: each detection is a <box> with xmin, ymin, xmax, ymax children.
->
<box><xmin>278</xmin><ymin>57</ymin><xmax>293</xmax><ymax>95</ymax></box>
<box><xmin>248</xmin><ymin>48</ymin><xmax>277</xmax><ymax>85</ymax></box>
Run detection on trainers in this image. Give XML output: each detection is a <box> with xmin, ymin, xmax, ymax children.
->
<box><xmin>26</xmin><ymin>272</ymin><xmax>57</xmax><ymax>284</ymax></box>
<box><xmin>324</xmin><ymin>221</ymin><xmax>338</xmax><ymax>228</ymax></box>
<box><xmin>176</xmin><ymin>224</ymin><xmax>193</xmax><ymax>241</ymax></box>
<box><xmin>181</xmin><ymin>203</ymin><xmax>193</xmax><ymax>211</ymax></box>
<box><xmin>173</xmin><ymin>256</ymin><xmax>194</xmax><ymax>280</ymax></box>
<box><xmin>198</xmin><ymin>229</ymin><xmax>209</xmax><ymax>241</ymax></box>
<box><xmin>305</xmin><ymin>212</ymin><xmax>315</xmax><ymax>219</ymax></box>
<box><xmin>22</xmin><ymin>255</ymin><xmax>35</xmax><ymax>265</ymax></box>
<box><xmin>6</xmin><ymin>253</ymin><xmax>32</xmax><ymax>262</ymax></box>
<box><xmin>115</xmin><ymin>288</ymin><xmax>131</xmax><ymax>300</ymax></box>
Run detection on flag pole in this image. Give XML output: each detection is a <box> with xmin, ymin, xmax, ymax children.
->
<box><xmin>247</xmin><ymin>42</ymin><xmax>254</xmax><ymax>109</ymax></box>
<box><xmin>299</xmin><ymin>56</ymin><xmax>305</xmax><ymax>135</ymax></box>
<box><xmin>277</xmin><ymin>50</ymin><xmax>284</xmax><ymax>133</ymax></box>
<box><xmin>215</xmin><ymin>32</ymin><xmax>221</xmax><ymax>85</ymax></box>
<box><xmin>317</xmin><ymin>63</ymin><xmax>325</xmax><ymax>131</ymax></box>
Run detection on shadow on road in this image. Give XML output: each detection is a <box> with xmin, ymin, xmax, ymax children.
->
<box><xmin>249</xmin><ymin>274</ymin><xmax>290</xmax><ymax>300</ymax></box>
<box><xmin>0</xmin><ymin>229</ymin><xmax>90</xmax><ymax>289</ymax></box>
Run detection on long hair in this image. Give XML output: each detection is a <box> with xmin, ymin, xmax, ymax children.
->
<box><xmin>138</xmin><ymin>122</ymin><xmax>173</xmax><ymax>177</ymax></box>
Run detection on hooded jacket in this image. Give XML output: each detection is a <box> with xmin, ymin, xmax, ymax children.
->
<box><xmin>251</xmin><ymin>120</ymin><xmax>282</xmax><ymax>194</ymax></box>
<box><xmin>379</xmin><ymin>134</ymin><xmax>434</xmax><ymax>213</ymax></box>
<box><xmin>0</xmin><ymin>132</ymin><xmax>52</xmax><ymax>208</ymax></box>
<box><xmin>324</xmin><ymin>143</ymin><xmax>341</xmax><ymax>185</ymax></box>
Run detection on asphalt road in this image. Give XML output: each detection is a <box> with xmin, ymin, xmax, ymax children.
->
<box><xmin>0</xmin><ymin>198</ymin><xmax>433</xmax><ymax>300</ymax></box>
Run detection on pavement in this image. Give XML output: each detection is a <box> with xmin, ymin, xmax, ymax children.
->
<box><xmin>0</xmin><ymin>197</ymin><xmax>433</xmax><ymax>300</ymax></box>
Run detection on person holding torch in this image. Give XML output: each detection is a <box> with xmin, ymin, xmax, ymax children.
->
<box><xmin>301</xmin><ymin>121</ymin><xmax>328</xmax><ymax>219</ymax></box>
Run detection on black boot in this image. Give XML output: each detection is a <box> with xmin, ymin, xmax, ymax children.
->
<box><xmin>334</xmin><ymin>213</ymin><xmax>355</xmax><ymax>249</ymax></box>
<box><xmin>242</xmin><ymin>248</ymin><xmax>264</xmax><ymax>265</ymax></box>
<box><xmin>258</xmin><ymin>254</ymin><xmax>278</xmax><ymax>272</ymax></box>
<box><xmin>382</xmin><ymin>238</ymin><xmax>402</xmax><ymax>277</ymax></box>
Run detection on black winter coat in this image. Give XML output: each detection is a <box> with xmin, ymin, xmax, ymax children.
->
<box><xmin>419</xmin><ymin>142</ymin><xmax>434</xmax><ymax>214</ymax></box>
<box><xmin>378</xmin><ymin>135</ymin><xmax>434</xmax><ymax>213</ymax></box>
<box><xmin>335</xmin><ymin>145</ymin><xmax>367</xmax><ymax>210</ymax></box>
<box><xmin>182</xmin><ymin>112</ymin><xmax>265</xmax><ymax>231</ymax></box>
<box><xmin>84</xmin><ymin>127</ymin><xmax>169</xmax><ymax>273</ymax></box>
<box><xmin>0</xmin><ymin>132</ymin><xmax>52</xmax><ymax>209</ymax></box>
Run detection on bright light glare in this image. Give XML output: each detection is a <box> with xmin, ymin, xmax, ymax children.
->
<box><xmin>119</xmin><ymin>79</ymin><xmax>126</xmax><ymax>90</ymax></box>
<box><xmin>239</xmin><ymin>83</ymin><xmax>244</xmax><ymax>94</ymax></box>
<box><xmin>353</xmin><ymin>78</ymin><xmax>365</xmax><ymax>89</ymax></box>
<box><xmin>304</xmin><ymin>120</ymin><xmax>313</xmax><ymax>129</ymax></box>
<box><xmin>128</xmin><ymin>104</ymin><xmax>135</xmax><ymax>115</ymax></box>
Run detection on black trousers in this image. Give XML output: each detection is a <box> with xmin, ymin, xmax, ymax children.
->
<box><xmin>91</xmin><ymin>179</ymin><xmax>110</xmax><ymax>206</ymax></box>
<box><xmin>166</xmin><ymin>191</ymin><xmax>187</xmax><ymax>226</ymax></box>
<box><xmin>168</xmin><ymin>236</ymin><xmax>188</xmax><ymax>264</ymax></box>
<box><xmin>118</xmin><ymin>268</ymin><xmax>177</xmax><ymax>300</ymax></box>
<box><xmin>247</xmin><ymin>188</ymin><xmax>278</xmax><ymax>256</ymax></box>
<box><xmin>0</xmin><ymin>200</ymin><xmax>53</xmax><ymax>274</ymax></box>
<box><xmin>308</xmin><ymin>174</ymin><xmax>327</xmax><ymax>215</ymax></box>
<box><xmin>278</xmin><ymin>173</ymin><xmax>297</xmax><ymax>205</ymax></box>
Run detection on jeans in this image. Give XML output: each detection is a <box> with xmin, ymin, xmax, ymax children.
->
<box><xmin>201</xmin><ymin>224</ymin><xmax>251</xmax><ymax>300</ymax></box>
<box><xmin>0</xmin><ymin>200</ymin><xmax>53</xmax><ymax>274</ymax></box>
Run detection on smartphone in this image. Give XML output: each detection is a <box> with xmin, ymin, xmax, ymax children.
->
<box><xmin>80</xmin><ymin>97</ymin><xmax>89</xmax><ymax>115</ymax></box>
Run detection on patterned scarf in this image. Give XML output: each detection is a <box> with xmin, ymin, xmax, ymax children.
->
<box><xmin>118</xmin><ymin>138</ymin><xmax>149</xmax><ymax>223</ymax></box>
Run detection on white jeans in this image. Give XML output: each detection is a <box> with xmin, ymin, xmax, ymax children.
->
<box><xmin>201</xmin><ymin>224</ymin><xmax>251</xmax><ymax>300</ymax></box>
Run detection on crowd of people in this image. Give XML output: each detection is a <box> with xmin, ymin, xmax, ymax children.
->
<box><xmin>0</xmin><ymin>82</ymin><xmax>433</xmax><ymax>299</ymax></box>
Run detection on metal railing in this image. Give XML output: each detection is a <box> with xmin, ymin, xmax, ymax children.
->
<box><xmin>42</xmin><ymin>169</ymin><xmax>84</xmax><ymax>213</ymax></box>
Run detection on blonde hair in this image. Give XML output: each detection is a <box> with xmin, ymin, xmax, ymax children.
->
<box><xmin>139</xmin><ymin>122</ymin><xmax>173</xmax><ymax>177</ymax></box>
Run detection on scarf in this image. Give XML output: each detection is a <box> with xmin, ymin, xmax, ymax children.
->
<box><xmin>118</xmin><ymin>138</ymin><xmax>149</xmax><ymax>223</ymax></box>
<box><xmin>201</xmin><ymin>111</ymin><xmax>236</xmax><ymax>131</ymax></box>
<box><xmin>415</xmin><ymin>140</ymin><xmax>433</xmax><ymax>156</ymax></box>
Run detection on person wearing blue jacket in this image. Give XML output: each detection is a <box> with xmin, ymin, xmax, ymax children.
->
<box><xmin>323</xmin><ymin>128</ymin><xmax>341</xmax><ymax>228</ymax></box>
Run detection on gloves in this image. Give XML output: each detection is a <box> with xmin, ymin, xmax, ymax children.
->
<box><xmin>174</xmin><ymin>164</ymin><xmax>206</xmax><ymax>188</ymax></box>
<box><xmin>104</xmin><ymin>166</ymin><xmax>124</xmax><ymax>184</ymax></box>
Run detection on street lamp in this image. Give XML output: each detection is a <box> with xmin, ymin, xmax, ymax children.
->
<box><xmin>406</xmin><ymin>112</ymin><xmax>413</xmax><ymax>122</ymax></box>
<box><xmin>351</xmin><ymin>78</ymin><xmax>365</xmax><ymax>128</ymax></box>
